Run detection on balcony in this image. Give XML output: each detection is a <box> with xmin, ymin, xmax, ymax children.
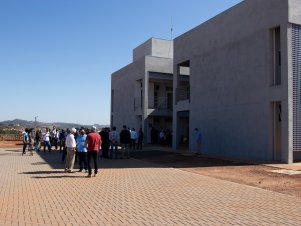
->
<box><xmin>149</xmin><ymin>97</ymin><xmax>172</xmax><ymax>110</ymax></box>
<box><xmin>134</xmin><ymin>96</ymin><xmax>173</xmax><ymax>116</ymax></box>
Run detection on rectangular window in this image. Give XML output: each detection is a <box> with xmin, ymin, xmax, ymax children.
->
<box><xmin>176</xmin><ymin>61</ymin><xmax>190</xmax><ymax>103</ymax></box>
<box><xmin>272</xmin><ymin>27</ymin><xmax>281</xmax><ymax>86</ymax></box>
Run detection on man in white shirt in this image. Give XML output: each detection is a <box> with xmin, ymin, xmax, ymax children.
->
<box><xmin>109</xmin><ymin>126</ymin><xmax>119</xmax><ymax>159</ymax></box>
<box><xmin>65</xmin><ymin>128</ymin><xmax>77</xmax><ymax>173</ymax></box>
<box><xmin>43</xmin><ymin>128</ymin><xmax>52</xmax><ymax>152</ymax></box>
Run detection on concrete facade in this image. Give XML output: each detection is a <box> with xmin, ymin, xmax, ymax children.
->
<box><xmin>111</xmin><ymin>0</ymin><xmax>301</xmax><ymax>163</ymax></box>
<box><xmin>173</xmin><ymin>0</ymin><xmax>301</xmax><ymax>163</ymax></box>
<box><xmin>111</xmin><ymin>38</ymin><xmax>173</xmax><ymax>142</ymax></box>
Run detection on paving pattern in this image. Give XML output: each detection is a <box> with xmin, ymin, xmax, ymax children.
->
<box><xmin>1</xmin><ymin>148</ymin><xmax>301</xmax><ymax>226</ymax></box>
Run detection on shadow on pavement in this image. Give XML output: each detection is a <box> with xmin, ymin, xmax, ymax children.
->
<box><xmin>4</xmin><ymin>149</ymin><xmax>22</xmax><ymax>152</ymax></box>
<box><xmin>130</xmin><ymin>150</ymin><xmax>254</xmax><ymax>168</ymax></box>
<box><xmin>21</xmin><ymin>170</ymin><xmax>66</xmax><ymax>174</ymax></box>
<box><xmin>31</xmin><ymin>175</ymin><xmax>85</xmax><ymax>179</ymax></box>
<box><xmin>30</xmin><ymin>148</ymin><xmax>254</xmax><ymax>172</ymax></box>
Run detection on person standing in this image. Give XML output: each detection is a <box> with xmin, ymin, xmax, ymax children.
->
<box><xmin>86</xmin><ymin>126</ymin><xmax>102</xmax><ymax>177</ymax></box>
<box><xmin>28</xmin><ymin>133</ymin><xmax>34</xmax><ymax>156</ymax></box>
<box><xmin>22</xmin><ymin>128</ymin><xmax>29</xmax><ymax>155</ymax></box>
<box><xmin>130</xmin><ymin>128</ymin><xmax>137</xmax><ymax>150</ymax></box>
<box><xmin>61</xmin><ymin>129</ymin><xmax>69</xmax><ymax>163</ymax></box>
<box><xmin>65</xmin><ymin>128</ymin><xmax>77</xmax><ymax>173</ymax></box>
<box><xmin>76</xmin><ymin>129</ymin><xmax>88</xmax><ymax>172</ymax></box>
<box><xmin>43</xmin><ymin>128</ymin><xmax>52</xmax><ymax>152</ymax></box>
<box><xmin>59</xmin><ymin>129</ymin><xmax>66</xmax><ymax>152</ymax></box>
<box><xmin>194</xmin><ymin>128</ymin><xmax>202</xmax><ymax>155</ymax></box>
<box><xmin>159</xmin><ymin>129</ymin><xmax>165</xmax><ymax>145</ymax></box>
<box><xmin>120</xmin><ymin>125</ymin><xmax>131</xmax><ymax>159</ymax></box>
<box><xmin>35</xmin><ymin>129</ymin><xmax>41</xmax><ymax>152</ymax></box>
<box><xmin>166</xmin><ymin>129</ymin><xmax>172</xmax><ymax>147</ymax></box>
<box><xmin>109</xmin><ymin>126</ymin><xmax>119</xmax><ymax>159</ymax></box>
<box><xmin>51</xmin><ymin>126</ymin><xmax>58</xmax><ymax>151</ymax></box>
<box><xmin>137</xmin><ymin>127</ymin><xmax>143</xmax><ymax>150</ymax></box>
<box><xmin>100</xmin><ymin>128</ymin><xmax>110</xmax><ymax>159</ymax></box>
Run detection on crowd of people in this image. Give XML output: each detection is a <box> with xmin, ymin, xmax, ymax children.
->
<box><xmin>150</xmin><ymin>127</ymin><xmax>172</xmax><ymax>147</ymax></box>
<box><xmin>22</xmin><ymin>125</ymin><xmax>145</xmax><ymax>177</ymax></box>
<box><xmin>22</xmin><ymin>125</ymin><xmax>203</xmax><ymax>176</ymax></box>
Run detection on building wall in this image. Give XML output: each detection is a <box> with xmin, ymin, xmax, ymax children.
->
<box><xmin>111</xmin><ymin>39</ymin><xmax>173</xmax><ymax>140</ymax></box>
<box><xmin>133</xmin><ymin>38</ymin><xmax>174</xmax><ymax>62</ymax></box>
<box><xmin>289</xmin><ymin>0</ymin><xmax>301</xmax><ymax>24</ymax></box>
<box><xmin>173</xmin><ymin>0</ymin><xmax>291</xmax><ymax>162</ymax></box>
<box><xmin>111</xmin><ymin>58</ymin><xmax>145</xmax><ymax>133</ymax></box>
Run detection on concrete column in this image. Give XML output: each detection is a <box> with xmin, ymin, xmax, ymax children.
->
<box><xmin>172</xmin><ymin>65</ymin><xmax>178</xmax><ymax>150</ymax></box>
<box><xmin>143</xmin><ymin>72</ymin><xmax>149</xmax><ymax>143</ymax></box>
<box><xmin>286</xmin><ymin>23</ymin><xmax>293</xmax><ymax>163</ymax></box>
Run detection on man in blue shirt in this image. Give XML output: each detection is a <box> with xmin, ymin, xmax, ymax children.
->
<box><xmin>76</xmin><ymin>128</ymin><xmax>88</xmax><ymax>172</ymax></box>
<box><xmin>22</xmin><ymin>128</ymin><xmax>29</xmax><ymax>155</ymax></box>
<box><xmin>194</xmin><ymin>128</ymin><xmax>202</xmax><ymax>155</ymax></box>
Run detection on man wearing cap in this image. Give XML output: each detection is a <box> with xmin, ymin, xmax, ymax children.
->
<box><xmin>86</xmin><ymin>126</ymin><xmax>102</xmax><ymax>177</ymax></box>
<box><xmin>65</xmin><ymin>128</ymin><xmax>77</xmax><ymax>173</ymax></box>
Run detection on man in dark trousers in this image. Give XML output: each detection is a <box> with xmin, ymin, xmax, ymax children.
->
<box><xmin>119</xmin><ymin>125</ymin><xmax>131</xmax><ymax>159</ymax></box>
<box><xmin>86</xmin><ymin>126</ymin><xmax>102</xmax><ymax>177</ymax></box>
<box><xmin>100</xmin><ymin>128</ymin><xmax>110</xmax><ymax>159</ymax></box>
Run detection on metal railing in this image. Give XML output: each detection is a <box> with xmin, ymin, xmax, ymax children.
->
<box><xmin>134</xmin><ymin>96</ymin><xmax>173</xmax><ymax>110</ymax></box>
<box><xmin>149</xmin><ymin>96</ymin><xmax>172</xmax><ymax>110</ymax></box>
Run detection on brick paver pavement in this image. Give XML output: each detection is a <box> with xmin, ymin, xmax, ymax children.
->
<box><xmin>1</xmin><ymin>148</ymin><xmax>301</xmax><ymax>226</ymax></box>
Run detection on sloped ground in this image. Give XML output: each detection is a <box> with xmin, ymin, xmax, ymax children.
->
<box><xmin>2</xmin><ymin>147</ymin><xmax>301</xmax><ymax>225</ymax></box>
<box><xmin>2</xmin><ymin>141</ymin><xmax>301</xmax><ymax>198</ymax></box>
<box><xmin>131</xmin><ymin>149</ymin><xmax>301</xmax><ymax>197</ymax></box>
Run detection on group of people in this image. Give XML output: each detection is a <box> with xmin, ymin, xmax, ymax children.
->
<box><xmin>22</xmin><ymin>124</ymin><xmax>145</xmax><ymax>177</ymax></box>
<box><xmin>106</xmin><ymin>126</ymin><xmax>144</xmax><ymax>159</ymax></box>
<box><xmin>150</xmin><ymin>127</ymin><xmax>172</xmax><ymax>147</ymax></box>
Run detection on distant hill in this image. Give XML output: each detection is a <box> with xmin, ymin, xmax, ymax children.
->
<box><xmin>0</xmin><ymin>119</ymin><xmax>109</xmax><ymax>130</ymax></box>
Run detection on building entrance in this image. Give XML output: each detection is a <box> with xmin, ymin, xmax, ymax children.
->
<box><xmin>177</xmin><ymin>111</ymin><xmax>189</xmax><ymax>150</ymax></box>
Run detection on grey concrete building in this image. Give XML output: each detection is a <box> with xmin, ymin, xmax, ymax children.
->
<box><xmin>173</xmin><ymin>0</ymin><xmax>301</xmax><ymax>163</ymax></box>
<box><xmin>111</xmin><ymin>38</ymin><xmax>173</xmax><ymax>143</ymax></box>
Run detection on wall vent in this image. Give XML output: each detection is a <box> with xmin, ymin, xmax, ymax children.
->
<box><xmin>292</xmin><ymin>24</ymin><xmax>301</xmax><ymax>151</ymax></box>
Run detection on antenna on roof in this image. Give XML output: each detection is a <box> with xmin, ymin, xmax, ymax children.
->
<box><xmin>168</xmin><ymin>16</ymin><xmax>173</xmax><ymax>58</ymax></box>
<box><xmin>170</xmin><ymin>16</ymin><xmax>173</xmax><ymax>40</ymax></box>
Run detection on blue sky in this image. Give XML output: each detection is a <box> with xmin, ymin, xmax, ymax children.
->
<box><xmin>0</xmin><ymin>0</ymin><xmax>242</xmax><ymax>125</ymax></box>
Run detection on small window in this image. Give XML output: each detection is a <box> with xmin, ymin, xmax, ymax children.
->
<box><xmin>271</xmin><ymin>27</ymin><xmax>281</xmax><ymax>86</ymax></box>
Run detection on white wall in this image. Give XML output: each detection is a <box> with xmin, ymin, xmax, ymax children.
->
<box><xmin>174</xmin><ymin>0</ymin><xmax>292</xmax><ymax>162</ymax></box>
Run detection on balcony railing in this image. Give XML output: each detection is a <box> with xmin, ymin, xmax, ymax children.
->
<box><xmin>149</xmin><ymin>96</ymin><xmax>172</xmax><ymax>110</ymax></box>
<box><xmin>176</xmin><ymin>86</ymin><xmax>190</xmax><ymax>102</ymax></box>
<box><xmin>134</xmin><ymin>96</ymin><xmax>173</xmax><ymax>111</ymax></box>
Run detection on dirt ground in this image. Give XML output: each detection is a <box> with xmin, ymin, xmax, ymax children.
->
<box><xmin>2</xmin><ymin>141</ymin><xmax>301</xmax><ymax>198</ymax></box>
<box><xmin>131</xmin><ymin>149</ymin><xmax>301</xmax><ymax>198</ymax></box>
<box><xmin>0</xmin><ymin>141</ymin><xmax>23</xmax><ymax>148</ymax></box>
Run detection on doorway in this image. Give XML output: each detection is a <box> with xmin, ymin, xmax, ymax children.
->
<box><xmin>177</xmin><ymin>111</ymin><xmax>189</xmax><ymax>150</ymax></box>
<box><xmin>272</xmin><ymin>101</ymin><xmax>282</xmax><ymax>162</ymax></box>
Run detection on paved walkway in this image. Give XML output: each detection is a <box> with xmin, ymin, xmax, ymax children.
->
<box><xmin>1</xmin><ymin>148</ymin><xmax>301</xmax><ymax>226</ymax></box>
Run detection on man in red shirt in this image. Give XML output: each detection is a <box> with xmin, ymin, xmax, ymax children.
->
<box><xmin>86</xmin><ymin>126</ymin><xmax>102</xmax><ymax>177</ymax></box>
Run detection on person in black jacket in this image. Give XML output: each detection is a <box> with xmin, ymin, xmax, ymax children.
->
<box><xmin>137</xmin><ymin>128</ymin><xmax>143</xmax><ymax>150</ymax></box>
<box><xmin>100</xmin><ymin>128</ymin><xmax>110</xmax><ymax>159</ymax></box>
<box><xmin>119</xmin><ymin>125</ymin><xmax>131</xmax><ymax>159</ymax></box>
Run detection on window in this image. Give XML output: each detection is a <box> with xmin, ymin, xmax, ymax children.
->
<box><xmin>271</xmin><ymin>27</ymin><xmax>281</xmax><ymax>86</ymax></box>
